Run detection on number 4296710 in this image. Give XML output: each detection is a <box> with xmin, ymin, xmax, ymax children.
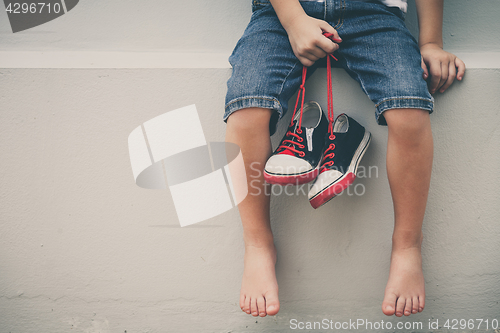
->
<box><xmin>443</xmin><ymin>318</ymin><xmax>499</xmax><ymax>330</ymax></box>
<box><xmin>5</xmin><ymin>2</ymin><xmax>62</xmax><ymax>14</ymax></box>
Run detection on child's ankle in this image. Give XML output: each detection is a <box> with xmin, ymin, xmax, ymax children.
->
<box><xmin>243</xmin><ymin>230</ymin><xmax>275</xmax><ymax>249</ymax></box>
<box><xmin>392</xmin><ymin>229</ymin><xmax>423</xmax><ymax>251</ymax></box>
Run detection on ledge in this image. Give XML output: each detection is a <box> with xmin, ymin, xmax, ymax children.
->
<box><xmin>0</xmin><ymin>51</ymin><xmax>232</xmax><ymax>69</ymax></box>
<box><xmin>452</xmin><ymin>52</ymin><xmax>500</xmax><ymax>69</ymax></box>
<box><xmin>0</xmin><ymin>51</ymin><xmax>497</xmax><ymax>69</ymax></box>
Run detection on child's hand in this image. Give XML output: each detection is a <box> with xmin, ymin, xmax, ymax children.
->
<box><xmin>284</xmin><ymin>14</ymin><xmax>341</xmax><ymax>67</ymax></box>
<box><xmin>420</xmin><ymin>43</ymin><xmax>465</xmax><ymax>94</ymax></box>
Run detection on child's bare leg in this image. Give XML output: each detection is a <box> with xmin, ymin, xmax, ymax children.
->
<box><xmin>225</xmin><ymin>107</ymin><xmax>280</xmax><ymax>317</ymax></box>
<box><xmin>381</xmin><ymin>108</ymin><xmax>433</xmax><ymax>317</ymax></box>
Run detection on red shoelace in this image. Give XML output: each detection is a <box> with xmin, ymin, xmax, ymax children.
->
<box><xmin>277</xmin><ymin>32</ymin><xmax>339</xmax><ymax>158</ymax></box>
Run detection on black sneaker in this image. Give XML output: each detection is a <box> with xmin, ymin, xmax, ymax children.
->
<box><xmin>308</xmin><ymin>114</ymin><xmax>371</xmax><ymax>208</ymax></box>
<box><xmin>264</xmin><ymin>101</ymin><xmax>328</xmax><ymax>185</ymax></box>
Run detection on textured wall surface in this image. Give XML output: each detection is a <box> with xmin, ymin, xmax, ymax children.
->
<box><xmin>1</xmin><ymin>0</ymin><xmax>499</xmax><ymax>53</ymax></box>
<box><xmin>0</xmin><ymin>1</ymin><xmax>499</xmax><ymax>333</ymax></box>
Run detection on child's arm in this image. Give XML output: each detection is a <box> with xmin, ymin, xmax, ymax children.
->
<box><xmin>269</xmin><ymin>0</ymin><xmax>341</xmax><ymax>67</ymax></box>
<box><xmin>416</xmin><ymin>0</ymin><xmax>466</xmax><ymax>94</ymax></box>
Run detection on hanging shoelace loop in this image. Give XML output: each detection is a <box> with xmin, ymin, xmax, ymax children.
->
<box><xmin>289</xmin><ymin>66</ymin><xmax>308</xmax><ymax>134</ymax></box>
<box><xmin>278</xmin><ymin>32</ymin><xmax>340</xmax><ymax>158</ymax></box>
<box><xmin>322</xmin><ymin>32</ymin><xmax>339</xmax><ymax>138</ymax></box>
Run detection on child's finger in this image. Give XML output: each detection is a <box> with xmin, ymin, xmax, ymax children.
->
<box><xmin>439</xmin><ymin>61</ymin><xmax>456</xmax><ymax>93</ymax></box>
<box><xmin>437</xmin><ymin>61</ymin><xmax>449</xmax><ymax>92</ymax></box>
<box><xmin>308</xmin><ymin>46</ymin><xmax>328</xmax><ymax>59</ymax></box>
<box><xmin>319</xmin><ymin>22</ymin><xmax>341</xmax><ymax>43</ymax></box>
<box><xmin>428</xmin><ymin>62</ymin><xmax>442</xmax><ymax>94</ymax></box>
<box><xmin>456</xmin><ymin>57</ymin><xmax>466</xmax><ymax>80</ymax></box>
<box><xmin>421</xmin><ymin>57</ymin><xmax>429</xmax><ymax>80</ymax></box>
<box><xmin>299</xmin><ymin>54</ymin><xmax>317</xmax><ymax>67</ymax></box>
<box><xmin>318</xmin><ymin>37</ymin><xmax>339</xmax><ymax>54</ymax></box>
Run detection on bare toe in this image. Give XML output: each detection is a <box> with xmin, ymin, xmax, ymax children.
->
<box><xmin>404</xmin><ymin>297</ymin><xmax>412</xmax><ymax>316</ymax></box>
<box><xmin>244</xmin><ymin>296</ymin><xmax>251</xmax><ymax>314</ymax></box>
<box><xmin>395</xmin><ymin>297</ymin><xmax>406</xmax><ymax>317</ymax></box>
<box><xmin>418</xmin><ymin>295</ymin><xmax>425</xmax><ymax>312</ymax></box>
<box><xmin>412</xmin><ymin>296</ymin><xmax>419</xmax><ymax>314</ymax></box>
<box><xmin>265</xmin><ymin>291</ymin><xmax>280</xmax><ymax>316</ymax></box>
<box><xmin>251</xmin><ymin>298</ymin><xmax>259</xmax><ymax>316</ymax></box>
<box><xmin>257</xmin><ymin>296</ymin><xmax>267</xmax><ymax>317</ymax></box>
<box><xmin>382</xmin><ymin>292</ymin><xmax>397</xmax><ymax>316</ymax></box>
<box><xmin>240</xmin><ymin>294</ymin><xmax>246</xmax><ymax>312</ymax></box>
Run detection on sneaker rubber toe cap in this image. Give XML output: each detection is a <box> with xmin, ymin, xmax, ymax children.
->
<box><xmin>308</xmin><ymin>169</ymin><xmax>344</xmax><ymax>199</ymax></box>
<box><xmin>265</xmin><ymin>154</ymin><xmax>314</xmax><ymax>176</ymax></box>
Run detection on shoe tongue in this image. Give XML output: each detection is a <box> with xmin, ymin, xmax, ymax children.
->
<box><xmin>280</xmin><ymin>122</ymin><xmax>302</xmax><ymax>156</ymax></box>
<box><xmin>333</xmin><ymin>114</ymin><xmax>349</xmax><ymax>133</ymax></box>
<box><xmin>293</xmin><ymin>113</ymin><xmax>302</xmax><ymax>131</ymax></box>
<box><xmin>293</xmin><ymin>121</ymin><xmax>302</xmax><ymax>132</ymax></box>
<box><xmin>293</xmin><ymin>102</ymin><xmax>316</xmax><ymax>130</ymax></box>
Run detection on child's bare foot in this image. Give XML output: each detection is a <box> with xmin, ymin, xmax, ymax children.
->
<box><xmin>382</xmin><ymin>238</ymin><xmax>425</xmax><ymax>317</ymax></box>
<box><xmin>240</xmin><ymin>241</ymin><xmax>279</xmax><ymax>317</ymax></box>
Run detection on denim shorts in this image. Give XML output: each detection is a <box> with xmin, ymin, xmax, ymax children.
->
<box><xmin>224</xmin><ymin>0</ymin><xmax>434</xmax><ymax>135</ymax></box>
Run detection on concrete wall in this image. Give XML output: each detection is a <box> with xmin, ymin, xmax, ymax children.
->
<box><xmin>1</xmin><ymin>0</ymin><xmax>499</xmax><ymax>53</ymax></box>
<box><xmin>0</xmin><ymin>1</ymin><xmax>499</xmax><ymax>332</ymax></box>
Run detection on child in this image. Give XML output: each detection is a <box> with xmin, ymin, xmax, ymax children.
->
<box><xmin>224</xmin><ymin>0</ymin><xmax>465</xmax><ymax>318</ymax></box>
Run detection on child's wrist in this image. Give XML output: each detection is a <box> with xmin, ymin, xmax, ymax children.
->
<box><xmin>419</xmin><ymin>41</ymin><xmax>443</xmax><ymax>49</ymax></box>
<box><xmin>279</xmin><ymin>10</ymin><xmax>307</xmax><ymax>32</ymax></box>
<box><xmin>270</xmin><ymin>0</ymin><xmax>307</xmax><ymax>31</ymax></box>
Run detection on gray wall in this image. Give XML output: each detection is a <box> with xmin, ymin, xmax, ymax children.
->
<box><xmin>1</xmin><ymin>0</ymin><xmax>499</xmax><ymax>53</ymax></box>
<box><xmin>0</xmin><ymin>1</ymin><xmax>499</xmax><ymax>332</ymax></box>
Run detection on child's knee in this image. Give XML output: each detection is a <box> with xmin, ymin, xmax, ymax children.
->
<box><xmin>384</xmin><ymin>108</ymin><xmax>431</xmax><ymax>136</ymax></box>
<box><xmin>226</xmin><ymin>107</ymin><xmax>273</xmax><ymax>133</ymax></box>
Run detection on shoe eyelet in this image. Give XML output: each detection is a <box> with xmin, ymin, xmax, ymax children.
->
<box><xmin>299</xmin><ymin>144</ymin><xmax>305</xmax><ymax>149</ymax></box>
<box><xmin>297</xmin><ymin>129</ymin><xmax>302</xmax><ymax>134</ymax></box>
<box><xmin>299</xmin><ymin>152</ymin><xmax>305</xmax><ymax>157</ymax></box>
<box><xmin>330</xmin><ymin>144</ymin><xmax>335</xmax><ymax>149</ymax></box>
<box><xmin>299</xmin><ymin>138</ymin><xmax>304</xmax><ymax>142</ymax></box>
<box><xmin>329</xmin><ymin>135</ymin><xmax>335</xmax><ymax>140</ymax></box>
